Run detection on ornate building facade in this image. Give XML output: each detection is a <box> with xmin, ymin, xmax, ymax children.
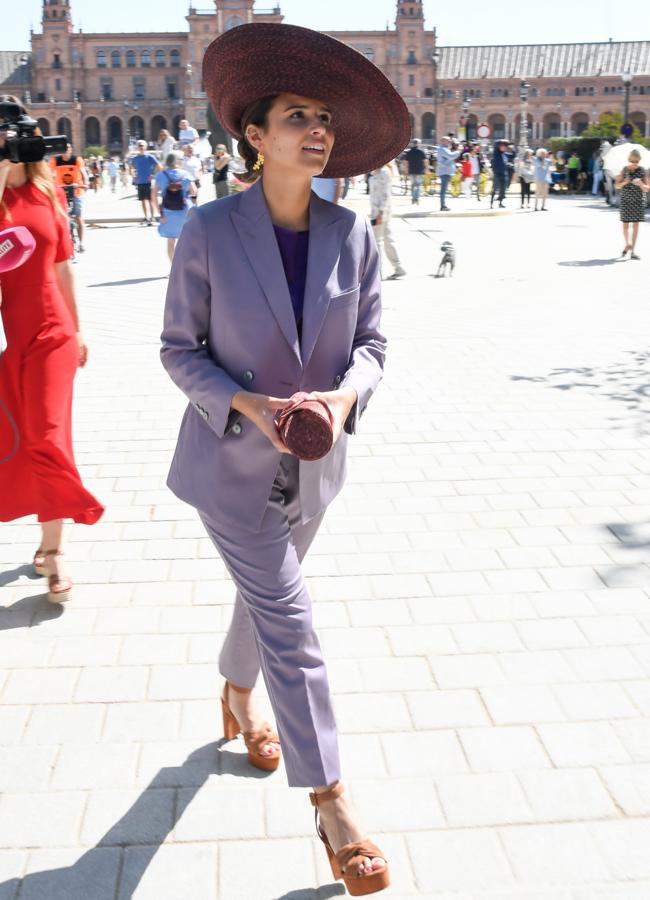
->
<box><xmin>2</xmin><ymin>0</ymin><xmax>649</xmax><ymax>152</ymax></box>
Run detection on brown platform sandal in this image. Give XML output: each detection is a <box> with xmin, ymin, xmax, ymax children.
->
<box><xmin>310</xmin><ymin>783</ymin><xmax>390</xmax><ymax>897</ymax></box>
<box><xmin>221</xmin><ymin>681</ymin><xmax>281</xmax><ymax>772</ymax></box>
<box><xmin>43</xmin><ymin>549</ymin><xmax>73</xmax><ymax>604</ymax></box>
<box><xmin>33</xmin><ymin>548</ymin><xmax>47</xmax><ymax>577</ymax></box>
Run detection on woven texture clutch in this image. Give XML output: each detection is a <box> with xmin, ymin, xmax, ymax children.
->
<box><xmin>276</xmin><ymin>393</ymin><xmax>334</xmax><ymax>462</ymax></box>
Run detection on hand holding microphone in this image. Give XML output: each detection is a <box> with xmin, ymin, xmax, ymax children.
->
<box><xmin>0</xmin><ymin>226</ymin><xmax>36</xmax><ymax>274</ymax></box>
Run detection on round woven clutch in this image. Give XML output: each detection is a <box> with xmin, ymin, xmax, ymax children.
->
<box><xmin>276</xmin><ymin>393</ymin><xmax>334</xmax><ymax>461</ymax></box>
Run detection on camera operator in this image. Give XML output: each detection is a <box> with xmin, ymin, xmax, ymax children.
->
<box><xmin>0</xmin><ymin>95</ymin><xmax>103</xmax><ymax>603</ymax></box>
<box><xmin>49</xmin><ymin>142</ymin><xmax>88</xmax><ymax>252</ymax></box>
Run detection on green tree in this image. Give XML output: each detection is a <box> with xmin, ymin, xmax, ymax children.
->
<box><xmin>582</xmin><ymin>112</ymin><xmax>645</xmax><ymax>144</ymax></box>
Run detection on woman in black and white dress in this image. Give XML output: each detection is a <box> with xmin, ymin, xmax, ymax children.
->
<box><xmin>615</xmin><ymin>149</ymin><xmax>649</xmax><ymax>259</ymax></box>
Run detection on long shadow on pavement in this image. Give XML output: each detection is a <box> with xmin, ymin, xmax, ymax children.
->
<box><xmin>0</xmin><ymin>743</ymin><xmax>343</xmax><ymax>899</ymax></box>
<box><xmin>558</xmin><ymin>257</ymin><xmax>622</xmax><ymax>267</ymax></box>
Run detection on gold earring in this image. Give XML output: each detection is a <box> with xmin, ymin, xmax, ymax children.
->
<box><xmin>252</xmin><ymin>152</ymin><xmax>265</xmax><ymax>172</ymax></box>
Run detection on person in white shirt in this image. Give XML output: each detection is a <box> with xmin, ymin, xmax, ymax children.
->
<box><xmin>181</xmin><ymin>144</ymin><xmax>203</xmax><ymax>204</ymax></box>
<box><xmin>369</xmin><ymin>162</ymin><xmax>406</xmax><ymax>280</ymax></box>
<box><xmin>178</xmin><ymin>118</ymin><xmax>199</xmax><ymax>146</ymax></box>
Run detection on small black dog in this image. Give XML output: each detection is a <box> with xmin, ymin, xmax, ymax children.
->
<box><xmin>436</xmin><ymin>241</ymin><xmax>456</xmax><ymax>278</ymax></box>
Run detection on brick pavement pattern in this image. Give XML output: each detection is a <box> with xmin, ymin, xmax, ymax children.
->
<box><xmin>1</xmin><ymin>185</ymin><xmax>650</xmax><ymax>899</ymax></box>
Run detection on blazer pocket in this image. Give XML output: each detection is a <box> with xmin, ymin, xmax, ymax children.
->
<box><xmin>329</xmin><ymin>286</ymin><xmax>360</xmax><ymax>307</ymax></box>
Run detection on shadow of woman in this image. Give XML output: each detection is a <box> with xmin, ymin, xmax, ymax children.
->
<box><xmin>0</xmin><ymin>742</ymin><xmax>342</xmax><ymax>900</ymax></box>
<box><xmin>0</xmin><ymin>591</ymin><xmax>64</xmax><ymax>631</ymax></box>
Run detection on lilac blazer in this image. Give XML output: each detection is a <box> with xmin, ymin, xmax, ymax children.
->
<box><xmin>160</xmin><ymin>179</ymin><xmax>386</xmax><ymax>529</ymax></box>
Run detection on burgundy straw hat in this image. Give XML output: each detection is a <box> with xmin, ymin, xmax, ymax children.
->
<box><xmin>203</xmin><ymin>23</ymin><xmax>411</xmax><ymax>178</ymax></box>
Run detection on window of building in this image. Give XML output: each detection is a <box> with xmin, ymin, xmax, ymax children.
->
<box><xmin>101</xmin><ymin>80</ymin><xmax>113</xmax><ymax>100</ymax></box>
<box><xmin>134</xmin><ymin>80</ymin><xmax>145</xmax><ymax>100</ymax></box>
<box><xmin>424</xmin><ymin>87</ymin><xmax>433</xmax><ymax>97</ymax></box>
<box><xmin>407</xmin><ymin>50</ymin><xmax>417</xmax><ymax>64</ymax></box>
<box><xmin>156</xmin><ymin>50</ymin><xmax>165</xmax><ymax>67</ymax></box>
<box><xmin>170</xmin><ymin>49</ymin><xmax>181</xmax><ymax>67</ymax></box>
<box><xmin>55</xmin><ymin>78</ymin><xmax>61</xmax><ymax>91</ymax></box>
<box><xmin>141</xmin><ymin>50</ymin><xmax>151</xmax><ymax>67</ymax></box>
<box><xmin>126</xmin><ymin>50</ymin><xmax>136</xmax><ymax>67</ymax></box>
<box><xmin>363</xmin><ymin>47</ymin><xmax>375</xmax><ymax>61</ymax></box>
<box><xmin>96</xmin><ymin>50</ymin><xmax>106</xmax><ymax>68</ymax></box>
<box><xmin>225</xmin><ymin>16</ymin><xmax>243</xmax><ymax>30</ymax></box>
<box><xmin>167</xmin><ymin>79</ymin><xmax>177</xmax><ymax>99</ymax></box>
<box><xmin>409</xmin><ymin>74</ymin><xmax>415</xmax><ymax>86</ymax></box>
<box><xmin>36</xmin><ymin>91</ymin><xmax>46</xmax><ymax>102</ymax></box>
<box><xmin>52</xmin><ymin>53</ymin><xmax>62</xmax><ymax>69</ymax></box>
<box><xmin>111</xmin><ymin>50</ymin><xmax>120</xmax><ymax>68</ymax></box>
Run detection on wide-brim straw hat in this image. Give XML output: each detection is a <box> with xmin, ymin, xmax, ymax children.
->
<box><xmin>203</xmin><ymin>22</ymin><xmax>411</xmax><ymax>178</ymax></box>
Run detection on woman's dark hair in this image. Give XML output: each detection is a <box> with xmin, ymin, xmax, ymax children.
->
<box><xmin>237</xmin><ymin>94</ymin><xmax>278</xmax><ymax>182</ymax></box>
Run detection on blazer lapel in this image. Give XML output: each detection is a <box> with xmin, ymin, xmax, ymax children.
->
<box><xmin>301</xmin><ymin>194</ymin><xmax>348</xmax><ymax>368</ymax></box>
<box><xmin>230</xmin><ymin>182</ymin><xmax>301</xmax><ymax>363</ymax></box>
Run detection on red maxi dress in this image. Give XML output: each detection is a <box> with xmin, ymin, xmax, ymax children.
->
<box><xmin>0</xmin><ymin>182</ymin><xmax>104</xmax><ymax>524</ymax></box>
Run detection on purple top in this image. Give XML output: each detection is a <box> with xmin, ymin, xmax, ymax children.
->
<box><xmin>273</xmin><ymin>224</ymin><xmax>309</xmax><ymax>325</ymax></box>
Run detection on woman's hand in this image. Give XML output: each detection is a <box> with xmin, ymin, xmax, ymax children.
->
<box><xmin>76</xmin><ymin>333</ymin><xmax>88</xmax><ymax>368</ymax></box>
<box><xmin>308</xmin><ymin>388</ymin><xmax>358</xmax><ymax>445</ymax></box>
<box><xmin>231</xmin><ymin>391</ymin><xmax>291</xmax><ymax>453</ymax></box>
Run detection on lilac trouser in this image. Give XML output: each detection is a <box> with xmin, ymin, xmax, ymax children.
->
<box><xmin>200</xmin><ymin>455</ymin><xmax>341</xmax><ymax>788</ymax></box>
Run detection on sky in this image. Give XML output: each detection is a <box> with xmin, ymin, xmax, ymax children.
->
<box><xmin>3</xmin><ymin>0</ymin><xmax>650</xmax><ymax>51</ymax></box>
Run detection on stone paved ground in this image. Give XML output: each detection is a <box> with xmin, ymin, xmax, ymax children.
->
<box><xmin>1</xmin><ymin>182</ymin><xmax>650</xmax><ymax>899</ymax></box>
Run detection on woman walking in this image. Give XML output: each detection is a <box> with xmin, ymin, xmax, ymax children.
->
<box><xmin>160</xmin><ymin>23</ymin><xmax>409</xmax><ymax>896</ymax></box>
<box><xmin>0</xmin><ymin>97</ymin><xmax>104</xmax><ymax>601</ymax></box>
<box><xmin>615</xmin><ymin>149</ymin><xmax>649</xmax><ymax>259</ymax></box>
<box><xmin>158</xmin><ymin>128</ymin><xmax>176</xmax><ymax>159</ymax></box>
<box><xmin>516</xmin><ymin>149</ymin><xmax>535</xmax><ymax>209</ymax></box>
<box><xmin>152</xmin><ymin>152</ymin><xmax>196</xmax><ymax>263</ymax></box>
<box><xmin>369</xmin><ymin>161</ymin><xmax>406</xmax><ymax>280</ymax></box>
<box><xmin>533</xmin><ymin>148</ymin><xmax>552</xmax><ymax>211</ymax></box>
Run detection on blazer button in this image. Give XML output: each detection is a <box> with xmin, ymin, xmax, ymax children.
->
<box><xmin>232</xmin><ymin>422</ymin><xmax>242</xmax><ymax>435</ymax></box>
<box><xmin>334</xmin><ymin>375</ymin><xmax>342</xmax><ymax>386</ymax></box>
<box><xmin>243</xmin><ymin>370</ymin><xmax>254</xmax><ymax>383</ymax></box>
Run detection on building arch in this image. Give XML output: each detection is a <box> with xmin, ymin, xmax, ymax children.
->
<box><xmin>421</xmin><ymin>111</ymin><xmax>435</xmax><ymax>141</ymax></box>
<box><xmin>487</xmin><ymin>113</ymin><xmax>505</xmax><ymax>141</ymax></box>
<box><xmin>141</xmin><ymin>49</ymin><xmax>151</xmax><ymax>67</ymax></box>
<box><xmin>106</xmin><ymin>116</ymin><xmax>123</xmax><ymax>148</ymax></box>
<box><xmin>111</xmin><ymin>50</ymin><xmax>121</xmax><ymax>68</ymax></box>
<box><xmin>543</xmin><ymin>112</ymin><xmax>561</xmax><ymax>139</ymax></box>
<box><xmin>128</xmin><ymin>115</ymin><xmax>145</xmax><ymax>142</ymax></box>
<box><xmin>571</xmin><ymin>111</ymin><xmax>589</xmax><ymax>135</ymax></box>
<box><xmin>36</xmin><ymin>117</ymin><xmax>50</xmax><ymax>135</ymax></box>
<box><xmin>151</xmin><ymin>115</ymin><xmax>168</xmax><ymax>142</ymax></box>
<box><xmin>126</xmin><ymin>50</ymin><xmax>136</xmax><ymax>68</ymax></box>
<box><xmin>172</xmin><ymin>114</ymin><xmax>183</xmax><ymax>137</ymax></box>
<box><xmin>56</xmin><ymin>117</ymin><xmax>72</xmax><ymax>139</ymax></box>
<box><xmin>84</xmin><ymin>116</ymin><xmax>101</xmax><ymax>146</ymax></box>
<box><xmin>515</xmin><ymin>112</ymin><xmax>533</xmax><ymax>143</ymax></box>
<box><xmin>155</xmin><ymin>49</ymin><xmax>165</xmax><ymax>67</ymax></box>
<box><xmin>96</xmin><ymin>50</ymin><xmax>106</xmax><ymax>68</ymax></box>
<box><xmin>170</xmin><ymin>49</ymin><xmax>181</xmax><ymax>67</ymax></box>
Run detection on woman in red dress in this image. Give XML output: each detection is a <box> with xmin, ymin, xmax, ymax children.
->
<box><xmin>0</xmin><ymin>97</ymin><xmax>104</xmax><ymax>602</ymax></box>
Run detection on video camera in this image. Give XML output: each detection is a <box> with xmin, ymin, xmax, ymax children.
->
<box><xmin>0</xmin><ymin>100</ymin><xmax>67</xmax><ymax>164</ymax></box>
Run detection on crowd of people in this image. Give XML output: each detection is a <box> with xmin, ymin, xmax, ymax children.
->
<box><xmin>396</xmin><ymin>136</ymin><xmax>614</xmax><ymax>210</ymax></box>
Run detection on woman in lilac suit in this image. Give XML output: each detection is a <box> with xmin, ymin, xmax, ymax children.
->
<box><xmin>161</xmin><ymin>23</ymin><xmax>409</xmax><ymax>896</ymax></box>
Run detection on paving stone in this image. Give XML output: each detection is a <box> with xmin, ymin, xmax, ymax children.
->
<box><xmin>406</xmin><ymin>689</ymin><xmax>490</xmax><ymax>729</ymax></box>
<box><xmin>17</xmin><ymin>848</ymin><xmax>121</xmax><ymax>900</ymax></box>
<box><xmin>589</xmin><ymin>819</ymin><xmax>650</xmax><ymax>880</ymax></box>
<box><xmin>0</xmin><ymin>792</ymin><xmax>86</xmax><ymax>849</ymax></box>
<box><xmin>219</xmin><ymin>838</ymin><xmax>316</xmax><ymax>900</ymax></box>
<box><xmin>436</xmin><ymin>772</ymin><xmax>532</xmax><ymax>827</ymax></box>
<box><xmin>480</xmin><ymin>685</ymin><xmax>565</xmax><ymax>724</ymax></box>
<box><xmin>75</xmin><ymin>666</ymin><xmax>148</xmax><ymax>703</ymax></box>
<box><xmin>458</xmin><ymin>726</ymin><xmax>551</xmax><ymax>773</ymax></box>
<box><xmin>381</xmin><ymin>730</ymin><xmax>469</xmax><ymax>777</ymax></box>
<box><xmin>598</xmin><ymin>763</ymin><xmax>650</xmax><ymax>815</ymax></box>
<box><xmin>499</xmin><ymin>822</ymin><xmax>611</xmax><ymax>883</ymax></box>
<box><xmin>1</xmin><ymin>669</ymin><xmax>79</xmax><ymax>705</ymax></box>
<box><xmin>174</xmin><ymin>783</ymin><xmax>265</xmax><ymax>841</ymax></box>
<box><xmin>552</xmin><ymin>682</ymin><xmax>639</xmax><ymax>721</ymax></box>
<box><xmin>80</xmin><ymin>788</ymin><xmax>176</xmax><ymax>846</ymax></box>
<box><xmin>118</xmin><ymin>842</ymin><xmax>217</xmax><ymax>900</ymax></box>
<box><xmin>518</xmin><ymin>768</ymin><xmax>619</xmax><ymax>821</ymax></box>
<box><xmin>407</xmin><ymin>829</ymin><xmax>514</xmax><ymax>892</ymax></box>
<box><xmin>537</xmin><ymin>722</ymin><xmax>631</xmax><ymax>767</ymax></box>
<box><xmin>51</xmin><ymin>743</ymin><xmax>140</xmax><ymax>790</ymax></box>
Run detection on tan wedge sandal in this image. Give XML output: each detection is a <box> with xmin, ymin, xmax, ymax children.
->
<box><xmin>43</xmin><ymin>549</ymin><xmax>73</xmax><ymax>604</ymax></box>
<box><xmin>221</xmin><ymin>681</ymin><xmax>281</xmax><ymax>772</ymax></box>
<box><xmin>310</xmin><ymin>783</ymin><xmax>390</xmax><ymax>897</ymax></box>
<box><xmin>33</xmin><ymin>547</ymin><xmax>47</xmax><ymax>577</ymax></box>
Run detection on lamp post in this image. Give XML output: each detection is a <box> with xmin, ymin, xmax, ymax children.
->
<box><xmin>123</xmin><ymin>98</ymin><xmax>130</xmax><ymax>153</ymax></box>
<box><xmin>431</xmin><ymin>49</ymin><xmax>440</xmax><ymax>143</ymax></box>
<box><xmin>518</xmin><ymin>80</ymin><xmax>529</xmax><ymax>153</ymax></box>
<box><xmin>460</xmin><ymin>95</ymin><xmax>470</xmax><ymax>142</ymax></box>
<box><xmin>622</xmin><ymin>70</ymin><xmax>633</xmax><ymax>134</ymax></box>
